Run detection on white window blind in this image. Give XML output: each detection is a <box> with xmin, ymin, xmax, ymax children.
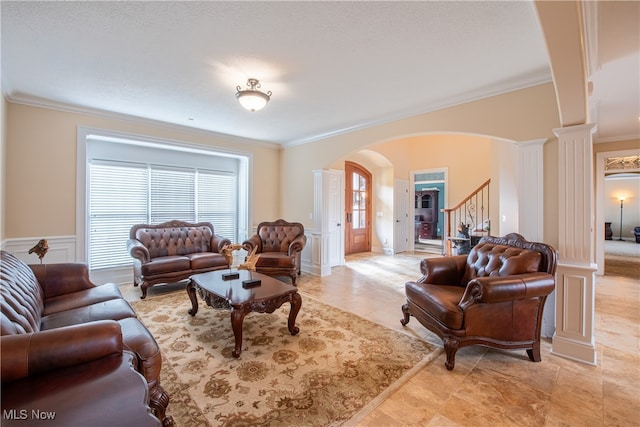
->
<box><xmin>197</xmin><ymin>171</ymin><xmax>237</xmax><ymax>239</ymax></box>
<box><xmin>89</xmin><ymin>162</ymin><xmax>149</xmax><ymax>269</ymax></box>
<box><xmin>88</xmin><ymin>161</ymin><xmax>238</xmax><ymax>270</ymax></box>
<box><xmin>151</xmin><ymin>167</ymin><xmax>196</xmax><ymax>223</ymax></box>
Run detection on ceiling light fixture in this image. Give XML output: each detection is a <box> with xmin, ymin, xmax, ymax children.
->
<box><xmin>235</xmin><ymin>78</ymin><xmax>271</xmax><ymax>112</ymax></box>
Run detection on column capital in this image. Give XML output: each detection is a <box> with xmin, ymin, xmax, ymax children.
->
<box><xmin>514</xmin><ymin>137</ymin><xmax>548</xmax><ymax>148</ymax></box>
<box><xmin>553</xmin><ymin>123</ymin><xmax>597</xmax><ymax>138</ymax></box>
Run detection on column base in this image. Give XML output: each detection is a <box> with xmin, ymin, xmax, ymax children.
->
<box><xmin>552</xmin><ymin>262</ymin><xmax>597</xmax><ymax>366</ymax></box>
<box><xmin>551</xmin><ymin>334</ymin><xmax>597</xmax><ymax>366</ymax></box>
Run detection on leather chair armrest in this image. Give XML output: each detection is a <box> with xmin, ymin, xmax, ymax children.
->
<box><xmin>417</xmin><ymin>255</ymin><xmax>467</xmax><ymax>285</ymax></box>
<box><xmin>1</xmin><ymin>320</ymin><xmax>123</xmax><ymax>383</ymax></box>
<box><xmin>30</xmin><ymin>263</ymin><xmax>97</xmax><ymax>298</ymax></box>
<box><xmin>242</xmin><ymin>235</ymin><xmax>262</xmax><ymax>253</ymax></box>
<box><xmin>459</xmin><ymin>272</ymin><xmax>556</xmax><ymax>310</ymax></box>
<box><xmin>127</xmin><ymin>239</ymin><xmax>150</xmax><ymax>263</ymax></box>
<box><xmin>288</xmin><ymin>234</ymin><xmax>307</xmax><ymax>256</ymax></box>
<box><xmin>213</xmin><ymin>234</ymin><xmax>232</xmax><ymax>253</ymax></box>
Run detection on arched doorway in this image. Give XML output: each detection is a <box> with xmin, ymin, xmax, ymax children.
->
<box><xmin>345</xmin><ymin>161</ymin><xmax>372</xmax><ymax>254</ymax></box>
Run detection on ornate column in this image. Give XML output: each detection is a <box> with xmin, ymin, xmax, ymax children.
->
<box><xmin>515</xmin><ymin>138</ymin><xmax>553</xmax><ymax>337</ymax></box>
<box><xmin>551</xmin><ymin>123</ymin><xmax>597</xmax><ymax>365</ymax></box>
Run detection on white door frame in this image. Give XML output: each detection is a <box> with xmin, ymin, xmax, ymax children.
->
<box><xmin>595</xmin><ymin>147</ymin><xmax>640</xmax><ymax>275</ymax></box>
<box><xmin>393</xmin><ymin>179</ymin><xmax>410</xmax><ymax>253</ymax></box>
<box><xmin>410</xmin><ymin>168</ymin><xmax>448</xmax><ymax>251</ymax></box>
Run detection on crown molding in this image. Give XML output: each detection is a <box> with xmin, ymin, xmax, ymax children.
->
<box><xmin>594</xmin><ymin>133</ymin><xmax>640</xmax><ymax>144</ymax></box>
<box><xmin>6</xmin><ymin>70</ymin><xmax>552</xmax><ymax>150</ymax></box>
<box><xmin>5</xmin><ymin>93</ymin><xmax>283</xmax><ymax>150</ymax></box>
<box><xmin>283</xmin><ymin>73</ymin><xmax>553</xmax><ymax>147</ymax></box>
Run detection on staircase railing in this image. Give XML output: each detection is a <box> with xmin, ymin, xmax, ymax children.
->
<box><xmin>442</xmin><ymin>179</ymin><xmax>491</xmax><ymax>256</ymax></box>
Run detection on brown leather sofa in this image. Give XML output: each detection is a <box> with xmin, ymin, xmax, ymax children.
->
<box><xmin>127</xmin><ymin>220</ymin><xmax>231</xmax><ymax>299</ymax></box>
<box><xmin>242</xmin><ymin>219</ymin><xmax>307</xmax><ymax>284</ymax></box>
<box><xmin>0</xmin><ymin>251</ymin><xmax>173</xmax><ymax>426</ymax></box>
<box><xmin>401</xmin><ymin>233</ymin><xmax>557</xmax><ymax>370</ymax></box>
<box><xmin>1</xmin><ymin>324</ymin><xmax>161</xmax><ymax>426</ymax></box>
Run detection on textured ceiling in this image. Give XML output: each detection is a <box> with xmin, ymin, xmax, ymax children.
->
<box><xmin>1</xmin><ymin>1</ymin><xmax>637</xmax><ymax>145</ymax></box>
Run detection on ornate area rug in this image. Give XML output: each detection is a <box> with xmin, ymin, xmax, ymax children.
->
<box><xmin>132</xmin><ymin>290</ymin><xmax>439</xmax><ymax>426</ymax></box>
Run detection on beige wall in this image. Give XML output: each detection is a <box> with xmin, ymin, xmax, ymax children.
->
<box><xmin>4</xmin><ymin>82</ymin><xmax>564</xmax><ymax>248</ymax></box>
<box><xmin>593</xmin><ymin>139</ymin><xmax>639</xmax><ymax>155</ymax></box>
<box><xmin>281</xmin><ymin>82</ymin><xmax>561</xmax><ymax>246</ymax></box>
<box><xmin>3</xmin><ymin>102</ymin><xmax>281</xmax><ymax>239</ymax></box>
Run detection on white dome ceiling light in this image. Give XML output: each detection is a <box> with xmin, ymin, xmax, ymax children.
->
<box><xmin>235</xmin><ymin>78</ymin><xmax>272</xmax><ymax>112</ymax></box>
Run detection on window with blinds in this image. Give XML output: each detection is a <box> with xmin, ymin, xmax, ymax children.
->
<box><xmin>89</xmin><ymin>160</ymin><xmax>239</xmax><ymax>270</ymax></box>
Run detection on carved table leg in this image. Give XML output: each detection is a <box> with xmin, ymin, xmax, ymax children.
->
<box><xmin>288</xmin><ymin>292</ymin><xmax>302</xmax><ymax>335</ymax></box>
<box><xmin>231</xmin><ymin>307</ymin><xmax>249</xmax><ymax>358</ymax></box>
<box><xmin>186</xmin><ymin>280</ymin><xmax>199</xmax><ymax>316</ymax></box>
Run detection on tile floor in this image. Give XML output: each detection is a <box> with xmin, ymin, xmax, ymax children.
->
<box><xmin>127</xmin><ymin>251</ymin><xmax>640</xmax><ymax>426</ymax></box>
<box><xmin>297</xmin><ymin>252</ymin><xmax>640</xmax><ymax>427</ymax></box>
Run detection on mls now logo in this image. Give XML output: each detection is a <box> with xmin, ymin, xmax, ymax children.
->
<box><xmin>3</xmin><ymin>409</ymin><xmax>56</xmax><ymax>420</ymax></box>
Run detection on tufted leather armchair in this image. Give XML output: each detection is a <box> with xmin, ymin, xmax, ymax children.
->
<box><xmin>242</xmin><ymin>219</ymin><xmax>307</xmax><ymax>284</ymax></box>
<box><xmin>401</xmin><ymin>233</ymin><xmax>557</xmax><ymax>370</ymax></box>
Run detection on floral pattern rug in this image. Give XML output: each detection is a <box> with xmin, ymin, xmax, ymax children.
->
<box><xmin>132</xmin><ymin>289</ymin><xmax>438</xmax><ymax>426</ymax></box>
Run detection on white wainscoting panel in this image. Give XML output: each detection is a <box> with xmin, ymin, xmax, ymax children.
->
<box><xmin>2</xmin><ymin>236</ymin><xmax>77</xmax><ymax>265</ymax></box>
<box><xmin>1</xmin><ymin>236</ymin><xmax>138</xmax><ymax>286</ymax></box>
<box><xmin>300</xmin><ymin>230</ymin><xmax>314</xmax><ymax>275</ymax></box>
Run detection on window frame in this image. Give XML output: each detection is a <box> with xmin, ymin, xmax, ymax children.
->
<box><xmin>77</xmin><ymin>127</ymin><xmax>251</xmax><ymax>281</ymax></box>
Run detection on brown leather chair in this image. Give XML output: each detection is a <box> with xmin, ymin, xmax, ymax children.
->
<box><xmin>401</xmin><ymin>233</ymin><xmax>557</xmax><ymax>370</ymax></box>
<box><xmin>242</xmin><ymin>219</ymin><xmax>307</xmax><ymax>284</ymax></box>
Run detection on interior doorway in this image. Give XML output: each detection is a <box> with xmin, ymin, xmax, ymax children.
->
<box><xmin>345</xmin><ymin>161</ymin><xmax>372</xmax><ymax>254</ymax></box>
<box><xmin>411</xmin><ymin>168</ymin><xmax>447</xmax><ymax>254</ymax></box>
<box><xmin>595</xmin><ymin>148</ymin><xmax>640</xmax><ymax>275</ymax></box>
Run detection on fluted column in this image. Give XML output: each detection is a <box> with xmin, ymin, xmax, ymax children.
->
<box><xmin>515</xmin><ymin>138</ymin><xmax>547</xmax><ymax>242</ymax></box>
<box><xmin>551</xmin><ymin>123</ymin><xmax>597</xmax><ymax>365</ymax></box>
<box><xmin>515</xmin><ymin>138</ymin><xmax>553</xmax><ymax>336</ymax></box>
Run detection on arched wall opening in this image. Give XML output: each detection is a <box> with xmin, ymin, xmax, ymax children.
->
<box><xmin>280</xmin><ymin>82</ymin><xmax>560</xmax><ymax>250</ymax></box>
<box><xmin>323</xmin><ymin>132</ymin><xmax>522</xmax><ymax>255</ymax></box>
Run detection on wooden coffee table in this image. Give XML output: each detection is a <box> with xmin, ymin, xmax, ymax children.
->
<box><xmin>187</xmin><ymin>270</ymin><xmax>302</xmax><ymax>358</ymax></box>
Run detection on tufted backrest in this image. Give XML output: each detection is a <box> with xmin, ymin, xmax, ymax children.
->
<box><xmin>257</xmin><ymin>220</ymin><xmax>305</xmax><ymax>253</ymax></box>
<box><xmin>131</xmin><ymin>221</ymin><xmax>214</xmax><ymax>259</ymax></box>
<box><xmin>1</xmin><ymin>251</ymin><xmax>44</xmax><ymax>335</ymax></box>
<box><xmin>461</xmin><ymin>233</ymin><xmax>556</xmax><ymax>285</ymax></box>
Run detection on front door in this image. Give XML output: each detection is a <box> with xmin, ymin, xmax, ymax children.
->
<box><xmin>345</xmin><ymin>161</ymin><xmax>371</xmax><ymax>254</ymax></box>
